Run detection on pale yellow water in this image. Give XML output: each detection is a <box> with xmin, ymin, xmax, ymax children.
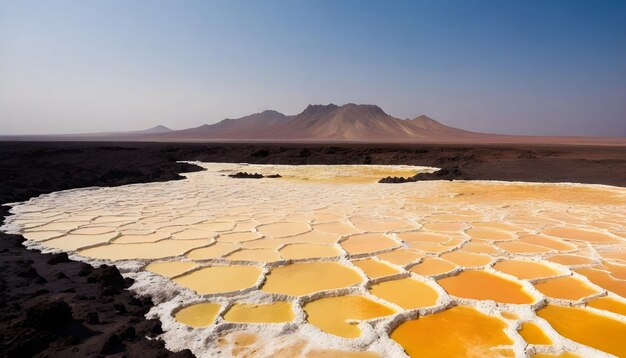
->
<box><xmin>175</xmin><ymin>302</ymin><xmax>221</xmax><ymax>327</ymax></box>
<box><xmin>223</xmin><ymin>302</ymin><xmax>294</xmax><ymax>323</ymax></box>
<box><xmin>546</xmin><ymin>254</ymin><xmax>596</xmax><ymax>266</ymax></box>
<box><xmin>258</xmin><ymin>222</ymin><xmax>311</xmax><ymax>238</ymax></box>
<box><xmin>352</xmin><ymin>259</ymin><xmax>399</xmax><ymax>278</ymax></box>
<box><xmin>534</xmin><ymin>276</ymin><xmax>600</xmax><ymax>300</ymax></box>
<box><xmin>519</xmin><ymin>322</ymin><xmax>552</xmax><ymax>345</ymax></box>
<box><xmin>340</xmin><ymin>233</ymin><xmax>399</xmax><ymax>255</ymax></box>
<box><xmin>303</xmin><ymin>295</ymin><xmax>395</xmax><ymax>338</ymax></box>
<box><xmin>573</xmin><ymin>267</ymin><xmax>626</xmax><ymax>298</ymax></box>
<box><xmin>538</xmin><ymin>305</ymin><xmax>626</xmax><ymax>357</ymax></box>
<box><xmin>440</xmin><ymin>251</ymin><xmax>492</xmax><ymax>267</ymax></box>
<box><xmin>601</xmin><ymin>261</ymin><xmax>626</xmax><ymax>279</ymax></box>
<box><xmin>517</xmin><ymin>235</ymin><xmax>577</xmax><ymax>251</ymax></box>
<box><xmin>261</xmin><ymin>262</ymin><xmax>362</xmax><ymax>296</ymax></box>
<box><xmin>493</xmin><ymin>260</ymin><xmax>561</xmax><ymax>280</ymax></box>
<box><xmin>350</xmin><ymin>217</ymin><xmax>413</xmax><ymax>232</ymax></box>
<box><xmin>369</xmin><ymin>278</ymin><xmax>439</xmax><ymax>309</ymax></box>
<box><xmin>279</xmin><ymin>243</ymin><xmax>340</xmax><ymax>260</ymax></box>
<box><xmin>376</xmin><ymin>249</ymin><xmax>422</xmax><ymax>266</ymax></box>
<box><xmin>497</xmin><ymin>241</ymin><xmax>552</xmax><ymax>254</ymax></box>
<box><xmin>281</xmin><ymin>230</ymin><xmax>339</xmax><ymax>244</ymax></box>
<box><xmin>174</xmin><ymin>265</ymin><xmax>262</xmax><ymax>294</ymax></box>
<box><xmin>79</xmin><ymin>239</ymin><xmax>208</xmax><ymax>260</ymax></box>
<box><xmin>391</xmin><ymin>306</ymin><xmax>514</xmax><ymax>357</ymax></box>
<box><xmin>43</xmin><ymin>232</ymin><xmax>117</xmax><ymax>250</ymax></box>
<box><xmin>586</xmin><ymin>296</ymin><xmax>626</xmax><ymax>316</ymax></box>
<box><xmin>313</xmin><ymin>222</ymin><xmax>358</xmax><ymax>235</ymax></box>
<box><xmin>467</xmin><ymin>227</ymin><xmax>516</xmax><ymax>241</ymax></box>
<box><xmin>542</xmin><ymin>227</ymin><xmax>620</xmax><ymax>244</ymax></box>
<box><xmin>406</xmin><ymin>242</ymin><xmax>449</xmax><ymax>253</ymax></box>
<box><xmin>397</xmin><ymin>231</ymin><xmax>448</xmax><ymax>243</ymax></box>
<box><xmin>216</xmin><ymin>232</ymin><xmax>262</xmax><ymax>243</ymax></box>
<box><xmin>438</xmin><ymin>270</ymin><xmax>535</xmax><ymax>304</ymax></box>
<box><xmin>409</xmin><ymin>257</ymin><xmax>457</xmax><ymax>276</ymax></box>
<box><xmin>226</xmin><ymin>249</ymin><xmax>282</xmax><ymax>262</ymax></box>
<box><xmin>186</xmin><ymin>242</ymin><xmax>239</xmax><ymax>259</ymax></box>
<box><xmin>145</xmin><ymin>261</ymin><xmax>198</xmax><ymax>277</ymax></box>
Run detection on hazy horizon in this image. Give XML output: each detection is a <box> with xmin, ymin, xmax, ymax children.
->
<box><xmin>1</xmin><ymin>1</ymin><xmax>625</xmax><ymax>137</ymax></box>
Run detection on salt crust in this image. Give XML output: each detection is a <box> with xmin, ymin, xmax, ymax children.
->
<box><xmin>1</xmin><ymin>162</ymin><xmax>625</xmax><ymax>357</ymax></box>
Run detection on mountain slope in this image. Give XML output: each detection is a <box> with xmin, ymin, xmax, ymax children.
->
<box><xmin>135</xmin><ymin>125</ymin><xmax>173</xmax><ymax>134</ymax></box>
<box><xmin>3</xmin><ymin>104</ymin><xmax>624</xmax><ymax>145</ymax></box>
<box><xmin>156</xmin><ymin>103</ymin><xmax>480</xmax><ymax>141</ymax></box>
<box><xmin>158</xmin><ymin>110</ymin><xmax>287</xmax><ymax>139</ymax></box>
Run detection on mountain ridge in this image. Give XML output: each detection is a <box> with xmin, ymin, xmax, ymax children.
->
<box><xmin>2</xmin><ymin>103</ymin><xmax>624</xmax><ymax>145</ymax></box>
<box><xmin>154</xmin><ymin>103</ymin><xmax>475</xmax><ymax>141</ymax></box>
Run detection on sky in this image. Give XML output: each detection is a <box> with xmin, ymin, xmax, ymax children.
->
<box><xmin>1</xmin><ymin>0</ymin><xmax>625</xmax><ymax>136</ymax></box>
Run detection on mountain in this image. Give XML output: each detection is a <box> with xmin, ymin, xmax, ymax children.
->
<box><xmin>135</xmin><ymin>125</ymin><xmax>173</xmax><ymax>134</ymax></box>
<box><xmin>2</xmin><ymin>104</ymin><xmax>624</xmax><ymax>145</ymax></box>
<box><xmin>163</xmin><ymin>110</ymin><xmax>287</xmax><ymax>140</ymax></box>
<box><xmin>153</xmin><ymin>103</ymin><xmax>482</xmax><ymax>142</ymax></box>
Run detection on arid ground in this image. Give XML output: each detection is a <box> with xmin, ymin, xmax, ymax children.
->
<box><xmin>1</xmin><ymin>141</ymin><xmax>625</xmax><ymax>357</ymax></box>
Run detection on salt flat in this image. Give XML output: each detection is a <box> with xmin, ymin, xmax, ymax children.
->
<box><xmin>2</xmin><ymin>163</ymin><xmax>625</xmax><ymax>357</ymax></box>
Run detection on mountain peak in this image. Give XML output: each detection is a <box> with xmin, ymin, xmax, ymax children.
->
<box><xmin>299</xmin><ymin>103</ymin><xmax>388</xmax><ymax>117</ymax></box>
<box><xmin>411</xmin><ymin>115</ymin><xmax>436</xmax><ymax>123</ymax></box>
<box><xmin>146</xmin><ymin>103</ymin><xmax>477</xmax><ymax>141</ymax></box>
<box><xmin>222</xmin><ymin>109</ymin><xmax>286</xmax><ymax>123</ymax></box>
<box><xmin>138</xmin><ymin>125</ymin><xmax>172</xmax><ymax>134</ymax></box>
<box><xmin>339</xmin><ymin>103</ymin><xmax>388</xmax><ymax>116</ymax></box>
<box><xmin>300</xmin><ymin>104</ymin><xmax>339</xmax><ymax>116</ymax></box>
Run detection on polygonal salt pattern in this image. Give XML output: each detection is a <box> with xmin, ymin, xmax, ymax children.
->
<box><xmin>1</xmin><ymin>162</ymin><xmax>625</xmax><ymax>358</ymax></box>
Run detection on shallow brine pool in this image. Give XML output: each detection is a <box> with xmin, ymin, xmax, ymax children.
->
<box><xmin>2</xmin><ymin>162</ymin><xmax>625</xmax><ymax>357</ymax></box>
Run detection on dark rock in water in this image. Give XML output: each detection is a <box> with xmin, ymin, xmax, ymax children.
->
<box><xmin>228</xmin><ymin>172</ymin><xmax>281</xmax><ymax>179</ymax></box>
<box><xmin>379</xmin><ymin>167</ymin><xmax>467</xmax><ymax>183</ymax></box>
<box><xmin>378</xmin><ymin>176</ymin><xmax>410</xmax><ymax>183</ymax></box>
<box><xmin>228</xmin><ymin>172</ymin><xmax>263</xmax><ymax>178</ymax></box>
<box><xmin>414</xmin><ymin>166</ymin><xmax>467</xmax><ymax>181</ymax></box>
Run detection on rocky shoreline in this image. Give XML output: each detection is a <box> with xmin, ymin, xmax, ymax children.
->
<box><xmin>0</xmin><ymin>144</ymin><xmax>203</xmax><ymax>357</ymax></box>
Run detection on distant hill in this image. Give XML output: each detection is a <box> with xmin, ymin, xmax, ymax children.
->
<box><xmin>2</xmin><ymin>104</ymin><xmax>624</xmax><ymax>145</ymax></box>
<box><xmin>135</xmin><ymin>125</ymin><xmax>173</xmax><ymax>134</ymax></box>
<box><xmin>151</xmin><ymin>103</ymin><xmax>484</xmax><ymax>141</ymax></box>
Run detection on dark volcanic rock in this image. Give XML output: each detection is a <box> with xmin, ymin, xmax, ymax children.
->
<box><xmin>412</xmin><ymin>166</ymin><xmax>468</xmax><ymax>181</ymax></box>
<box><xmin>47</xmin><ymin>252</ymin><xmax>70</xmax><ymax>265</ymax></box>
<box><xmin>0</xmin><ymin>144</ymin><xmax>204</xmax><ymax>357</ymax></box>
<box><xmin>228</xmin><ymin>171</ymin><xmax>263</xmax><ymax>178</ymax></box>
<box><xmin>379</xmin><ymin>166</ymin><xmax>468</xmax><ymax>183</ymax></box>
<box><xmin>228</xmin><ymin>172</ymin><xmax>282</xmax><ymax>179</ymax></box>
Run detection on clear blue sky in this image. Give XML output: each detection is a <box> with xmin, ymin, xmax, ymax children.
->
<box><xmin>1</xmin><ymin>0</ymin><xmax>625</xmax><ymax>136</ymax></box>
